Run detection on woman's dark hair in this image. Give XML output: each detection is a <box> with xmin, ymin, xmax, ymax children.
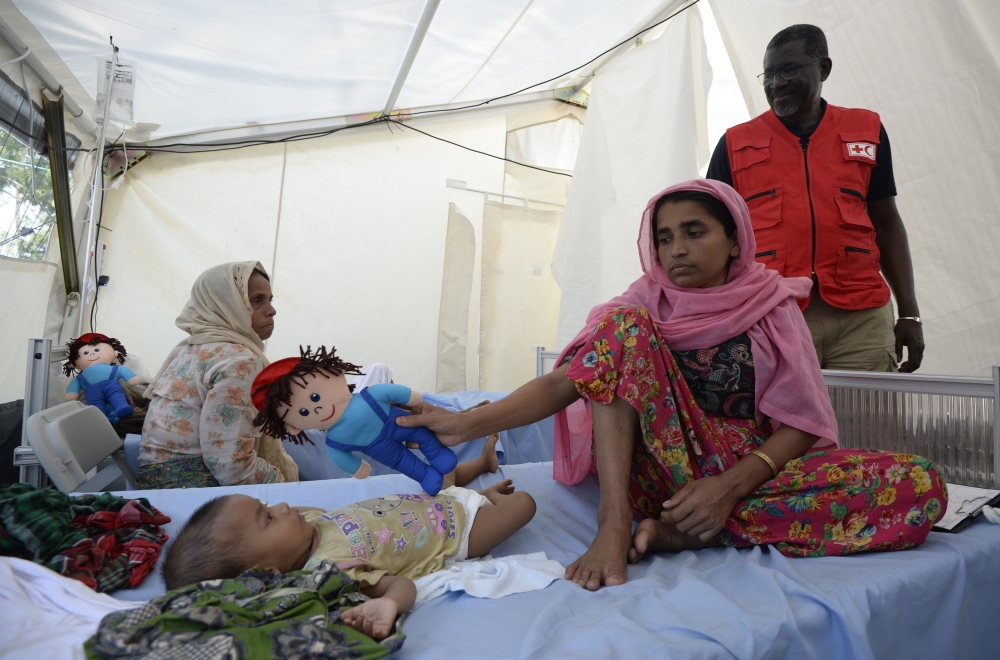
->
<box><xmin>251</xmin><ymin>267</ymin><xmax>270</xmax><ymax>282</ymax></box>
<box><xmin>161</xmin><ymin>496</ymin><xmax>250</xmax><ymax>590</ymax></box>
<box><xmin>652</xmin><ymin>190</ymin><xmax>738</xmax><ymax>240</ymax></box>
<box><xmin>63</xmin><ymin>335</ymin><xmax>127</xmax><ymax>376</ymax></box>
<box><xmin>253</xmin><ymin>345</ymin><xmax>364</xmax><ymax>444</ymax></box>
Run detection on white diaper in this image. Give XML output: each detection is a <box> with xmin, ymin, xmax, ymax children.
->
<box><xmin>440</xmin><ymin>486</ymin><xmax>491</xmax><ymax>563</ymax></box>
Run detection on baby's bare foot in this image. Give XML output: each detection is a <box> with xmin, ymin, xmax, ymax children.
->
<box><xmin>481</xmin><ymin>434</ymin><xmax>500</xmax><ymax>473</ymax></box>
<box><xmin>480</xmin><ymin>479</ymin><xmax>515</xmax><ymax>503</ymax></box>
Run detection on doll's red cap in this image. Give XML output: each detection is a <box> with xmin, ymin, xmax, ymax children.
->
<box><xmin>251</xmin><ymin>357</ymin><xmax>301</xmax><ymax>410</ymax></box>
<box><xmin>75</xmin><ymin>333</ymin><xmax>109</xmax><ymax>344</ymax></box>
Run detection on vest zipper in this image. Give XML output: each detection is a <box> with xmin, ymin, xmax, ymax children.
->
<box><xmin>839</xmin><ymin>188</ymin><xmax>865</xmax><ymax>201</ymax></box>
<box><xmin>755</xmin><ymin>250</ymin><xmax>777</xmax><ymax>259</ymax></box>
<box><xmin>744</xmin><ymin>189</ymin><xmax>776</xmax><ymax>203</ymax></box>
<box><xmin>844</xmin><ymin>246</ymin><xmax>871</xmax><ymax>254</ymax></box>
<box><xmin>801</xmin><ymin>137</ymin><xmax>817</xmax><ymax>276</ymax></box>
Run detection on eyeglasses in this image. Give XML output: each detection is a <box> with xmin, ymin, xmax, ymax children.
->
<box><xmin>757</xmin><ymin>57</ymin><xmax>822</xmax><ymax>86</ymax></box>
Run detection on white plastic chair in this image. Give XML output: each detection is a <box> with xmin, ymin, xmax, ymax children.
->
<box><xmin>26</xmin><ymin>401</ymin><xmax>136</xmax><ymax>492</ymax></box>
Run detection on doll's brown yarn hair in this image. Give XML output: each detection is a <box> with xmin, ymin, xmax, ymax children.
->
<box><xmin>63</xmin><ymin>334</ymin><xmax>128</xmax><ymax>376</ymax></box>
<box><xmin>252</xmin><ymin>345</ymin><xmax>363</xmax><ymax>445</ymax></box>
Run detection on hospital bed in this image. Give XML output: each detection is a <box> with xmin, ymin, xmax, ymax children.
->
<box><xmin>8</xmin><ymin>339</ymin><xmax>1000</xmax><ymax>658</ymax></box>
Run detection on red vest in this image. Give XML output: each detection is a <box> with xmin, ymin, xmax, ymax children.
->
<box><xmin>726</xmin><ymin>104</ymin><xmax>891</xmax><ymax>311</ymax></box>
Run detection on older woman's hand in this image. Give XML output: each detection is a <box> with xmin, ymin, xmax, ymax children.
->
<box><xmin>660</xmin><ymin>475</ymin><xmax>741</xmax><ymax>542</ymax></box>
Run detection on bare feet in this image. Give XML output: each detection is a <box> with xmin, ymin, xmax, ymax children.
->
<box><xmin>564</xmin><ymin>523</ymin><xmax>631</xmax><ymax>591</ymax></box>
<box><xmin>479</xmin><ymin>478</ymin><xmax>515</xmax><ymax>504</ymax></box>
<box><xmin>482</xmin><ymin>434</ymin><xmax>500</xmax><ymax>473</ymax></box>
<box><xmin>628</xmin><ymin>518</ymin><xmax>723</xmax><ymax>564</ymax></box>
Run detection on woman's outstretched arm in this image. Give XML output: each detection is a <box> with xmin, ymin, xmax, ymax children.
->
<box><xmin>397</xmin><ymin>363</ymin><xmax>580</xmax><ymax>445</ymax></box>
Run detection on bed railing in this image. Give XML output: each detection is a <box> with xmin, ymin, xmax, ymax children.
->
<box><xmin>536</xmin><ymin>347</ymin><xmax>1000</xmax><ymax>489</ymax></box>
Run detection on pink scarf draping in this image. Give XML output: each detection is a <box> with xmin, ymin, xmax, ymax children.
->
<box><xmin>553</xmin><ymin>179</ymin><xmax>838</xmax><ymax>485</ymax></box>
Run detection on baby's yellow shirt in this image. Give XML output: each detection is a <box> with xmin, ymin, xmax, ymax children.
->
<box><xmin>303</xmin><ymin>492</ymin><xmax>465</xmax><ymax>586</ymax></box>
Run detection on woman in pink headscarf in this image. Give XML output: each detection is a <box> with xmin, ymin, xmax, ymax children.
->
<box><xmin>399</xmin><ymin>179</ymin><xmax>946</xmax><ymax>591</ymax></box>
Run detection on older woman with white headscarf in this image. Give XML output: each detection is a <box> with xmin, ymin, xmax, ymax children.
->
<box><xmin>137</xmin><ymin>261</ymin><xmax>297</xmax><ymax>488</ymax></box>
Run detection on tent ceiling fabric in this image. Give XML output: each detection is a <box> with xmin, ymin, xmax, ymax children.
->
<box><xmin>13</xmin><ymin>0</ymin><xmax>667</xmax><ymax>139</ymax></box>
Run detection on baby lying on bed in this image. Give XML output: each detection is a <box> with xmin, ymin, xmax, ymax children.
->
<box><xmin>162</xmin><ymin>436</ymin><xmax>535</xmax><ymax>640</ymax></box>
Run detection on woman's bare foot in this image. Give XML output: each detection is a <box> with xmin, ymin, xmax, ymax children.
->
<box><xmin>564</xmin><ymin>522</ymin><xmax>631</xmax><ymax>591</ymax></box>
<box><xmin>479</xmin><ymin>478</ymin><xmax>515</xmax><ymax>504</ymax></box>
<box><xmin>628</xmin><ymin>518</ymin><xmax>723</xmax><ymax>563</ymax></box>
<box><xmin>482</xmin><ymin>434</ymin><xmax>500</xmax><ymax>473</ymax></box>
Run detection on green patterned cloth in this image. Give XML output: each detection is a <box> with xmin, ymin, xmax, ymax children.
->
<box><xmin>85</xmin><ymin>560</ymin><xmax>406</xmax><ymax>659</ymax></box>
<box><xmin>135</xmin><ymin>456</ymin><xmax>221</xmax><ymax>489</ymax></box>
<box><xmin>0</xmin><ymin>483</ymin><xmax>169</xmax><ymax>592</ymax></box>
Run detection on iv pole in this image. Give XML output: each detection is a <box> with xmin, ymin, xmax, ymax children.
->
<box><xmin>77</xmin><ymin>37</ymin><xmax>118</xmax><ymax>336</ymax></box>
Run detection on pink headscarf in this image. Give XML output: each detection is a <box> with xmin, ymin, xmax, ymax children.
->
<box><xmin>553</xmin><ymin>179</ymin><xmax>838</xmax><ymax>485</ymax></box>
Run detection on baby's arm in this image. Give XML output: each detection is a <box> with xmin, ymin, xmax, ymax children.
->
<box><xmin>340</xmin><ymin>575</ymin><xmax>415</xmax><ymax>641</ymax></box>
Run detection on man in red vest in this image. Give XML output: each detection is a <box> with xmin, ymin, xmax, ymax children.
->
<box><xmin>706</xmin><ymin>24</ymin><xmax>923</xmax><ymax>372</ymax></box>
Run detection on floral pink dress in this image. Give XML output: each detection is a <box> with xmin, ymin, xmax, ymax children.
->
<box><xmin>567</xmin><ymin>306</ymin><xmax>947</xmax><ymax>556</ymax></box>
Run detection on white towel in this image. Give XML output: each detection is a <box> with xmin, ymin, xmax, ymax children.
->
<box><xmin>0</xmin><ymin>557</ymin><xmax>142</xmax><ymax>660</ymax></box>
<box><xmin>413</xmin><ymin>552</ymin><xmax>564</xmax><ymax>609</ymax></box>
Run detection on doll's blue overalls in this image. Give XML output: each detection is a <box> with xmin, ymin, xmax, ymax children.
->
<box><xmin>75</xmin><ymin>365</ymin><xmax>134</xmax><ymax>424</ymax></box>
<box><xmin>325</xmin><ymin>389</ymin><xmax>458</xmax><ymax>495</ymax></box>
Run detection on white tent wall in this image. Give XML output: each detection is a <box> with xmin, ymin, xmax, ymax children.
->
<box><xmin>709</xmin><ymin>0</ymin><xmax>1000</xmax><ymax>377</ymax></box>
<box><xmin>95</xmin><ymin>114</ymin><xmax>507</xmax><ymax>393</ymax></box>
<box><xmin>552</xmin><ymin>9</ymin><xmax>712</xmax><ymax>351</ymax></box>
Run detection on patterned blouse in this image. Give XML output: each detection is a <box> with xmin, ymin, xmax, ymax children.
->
<box><xmin>670</xmin><ymin>333</ymin><xmax>756</xmax><ymax>419</ymax></box>
<box><xmin>139</xmin><ymin>342</ymin><xmax>283</xmax><ymax>485</ymax></box>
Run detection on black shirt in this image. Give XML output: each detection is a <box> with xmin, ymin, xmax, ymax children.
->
<box><xmin>705</xmin><ymin>100</ymin><xmax>897</xmax><ymax>202</ymax></box>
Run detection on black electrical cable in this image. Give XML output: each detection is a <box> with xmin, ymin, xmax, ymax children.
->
<box><xmin>89</xmin><ymin>144</ymin><xmax>116</xmax><ymax>332</ymax></box>
<box><xmin>386</xmin><ymin>119</ymin><xmax>571</xmax><ymax>177</ymax></box>
<box><xmin>95</xmin><ymin>0</ymin><xmax>702</xmax><ymax>170</ymax></box>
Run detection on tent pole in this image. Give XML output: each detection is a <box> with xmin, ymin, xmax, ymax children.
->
<box><xmin>382</xmin><ymin>0</ymin><xmax>441</xmax><ymax>116</ymax></box>
<box><xmin>77</xmin><ymin>41</ymin><xmax>117</xmax><ymax>336</ymax></box>
<box><xmin>0</xmin><ymin>16</ymin><xmax>97</xmax><ymax>136</ymax></box>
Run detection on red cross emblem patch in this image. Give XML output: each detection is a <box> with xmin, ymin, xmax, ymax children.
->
<box><xmin>845</xmin><ymin>142</ymin><xmax>877</xmax><ymax>162</ymax></box>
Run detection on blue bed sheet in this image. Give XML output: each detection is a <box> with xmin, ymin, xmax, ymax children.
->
<box><xmin>283</xmin><ymin>390</ymin><xmax>554</xmax><ymax>481</ymax></box>
<box><xmin>110</xmin><ymin>462</ymin><xmax>1000</xmax><ymax>659</ymax></box>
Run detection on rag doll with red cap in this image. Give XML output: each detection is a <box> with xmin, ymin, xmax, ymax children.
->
<box><xmin>63</xmin><ymin>333</ymin><xmax>139</xmax><ymax>424</ymax></box>
<box><xmin>252</xmin><ymin>346</ymin><xmax>458</xmax><ymax>495</ymax></box>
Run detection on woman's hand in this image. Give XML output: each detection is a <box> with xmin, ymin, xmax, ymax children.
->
<box><xmin>397</xmin><ymin>402</ymin><xmax>471</xmax><ymax>446</ymax></box>
<box><xmin>340</xmin><ymin>597</ymin><xmax>398</xmax><ymax>641</ymax></box>
<box><xmin>660</xmin><ymin>475</ymin><xmax>741</xmax><ymax>542</ymax></box>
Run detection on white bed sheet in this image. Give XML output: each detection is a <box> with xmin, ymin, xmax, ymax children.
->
<box><xmin>5</xmin><ymin>462</ymin><xmax>998</xmax><ymax>659</ymax></box>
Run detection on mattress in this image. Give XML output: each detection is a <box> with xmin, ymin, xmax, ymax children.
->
<box><xmin>97</xmin><ymin>462</ymin><xmax>1000</xmax><ymax>659</ymax></box>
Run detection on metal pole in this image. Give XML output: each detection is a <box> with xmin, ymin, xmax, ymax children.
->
<box><xmin>382</xmin><ymin>0</ymin><xmax>440</xmax><ymax>116</ymax></box>
<box><xmin>0</xmin><ymin>17</ymin><xmax>97</xmax><ymax>136</ymax></box>
<box><xmin>77</xmin><ymin>41</ymin><xmax>117</xmax><ymax>336</ymax></box>
<box><xmin>993</xmin><ymin>365</ymin><xmax>999</xmax><ymax>488</ymax></box>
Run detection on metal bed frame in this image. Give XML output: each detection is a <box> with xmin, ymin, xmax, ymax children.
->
<box><xmin>537</xmin><ymin>347</ymin><xmax>1000</xmax><ymax>489</ymax></box>
<box><xmin>14</xmin><ymin>339</ymin><xmax>999</xmax><ymax>490</ymax></box>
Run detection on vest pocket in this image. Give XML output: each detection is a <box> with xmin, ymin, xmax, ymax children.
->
<box><xmin>754</xmin><ymin>245</ymin><xmax>785</xmax><ymax>275</ymax></box>
<box><xmin>835</xmin><ymin>244</ymin><xmax>882</xmax><ymax>288</ymax></box>
<box><xmin>744</xmin><ymin>185</ymin><xmax>782</xmax><ymax>230</ymax></box>
<box><xmin>834</xmin><ymin>183</ymin><xmax>872</xmax><ymax>229</ymax></box>
<box><xmin>731</xmin><ymin>137</ymin><xmax>771</xmax><ymax>171</ymax></box>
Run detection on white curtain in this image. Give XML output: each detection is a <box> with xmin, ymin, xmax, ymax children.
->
<box><xmin>552</xmin><ymin>9</ymin><xmax>712</xmax><ymax>350</ymax></box>
<box><xmin>710</xmin><ymin>0</ymin><xmax>1000</xmax><ymax>376</ymax></box>
<box><xmin>435</xmin><ymin>203</ymin><xmax>476</xmax><ymax>393</ymax></box>
<box><xmin>479</xmin><ymin>200</ymin><xmax>562</xmax><ymax>391</ymax></box>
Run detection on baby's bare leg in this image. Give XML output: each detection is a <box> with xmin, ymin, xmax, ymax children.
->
<box><xmin>466</xmin><ymin>491</ymin><xmax>536</xmax><ymax>558</ymax></box>
<box><xmin>443</xmin><ymin>434</ymin><xmax>501</xmax><ymax>489</ymax></box>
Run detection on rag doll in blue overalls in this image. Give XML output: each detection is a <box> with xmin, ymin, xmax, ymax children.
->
<box><xmin>64</xmin><ymin>333</ymin><xmax>140</xmax><ymax>424</ymax></box>
<box><xmin>251</xmin><ymin>346</ymin><xmax>458</xmax><ymax>495</ymax></box>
